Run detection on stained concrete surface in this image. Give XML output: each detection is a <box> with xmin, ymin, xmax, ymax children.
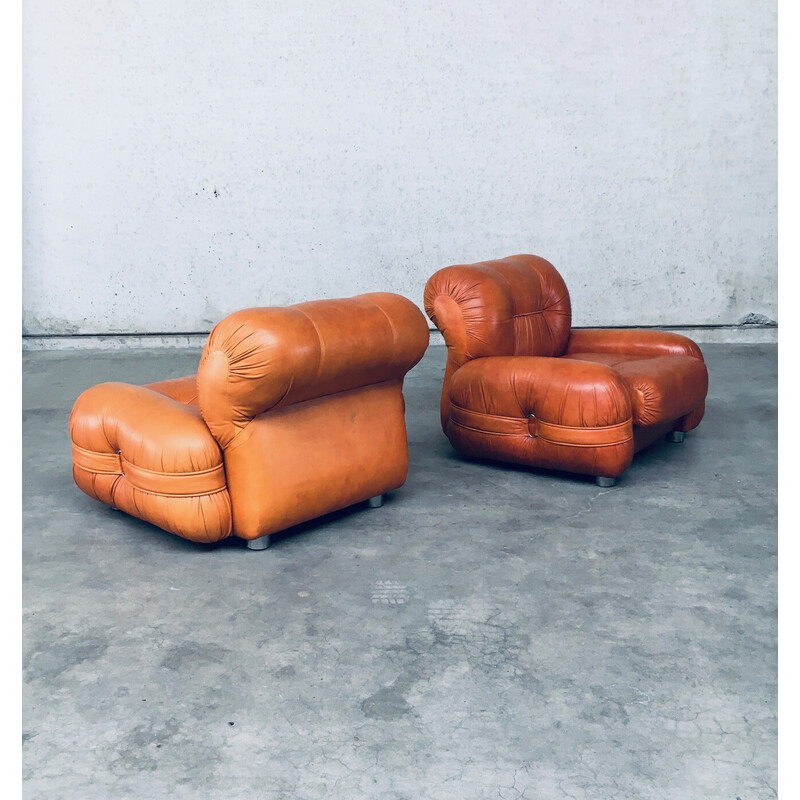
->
<box><xmin>22</xmin><ymin>345</ymin><xmax>777</xmax><ymax>799</ymax></box>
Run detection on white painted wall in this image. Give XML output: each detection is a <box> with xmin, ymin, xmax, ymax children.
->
<box><xmin>23</xmin><ymin>0</ymin><xmax>777</xmax><ymax>335</ymax></box>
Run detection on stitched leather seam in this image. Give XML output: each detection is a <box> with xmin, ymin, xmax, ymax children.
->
<box><xmin>450</xmin><ymin>420</ymin><xmax>525</xmax><ymax>437</ymax></box>
<box><xmin>451</xmin><ymin>421</ymin><xmax>631</xmax><ymax>446</ymax></box>
<box><xmin>449</xmin><ymin>404</ymin><xmax>521</xmax><ymax>423</ymax></box>
<box><xmin>537</xmin><ymin>419</ymin><xmax>632</xmax><ymax>433</ymax></box>
<box><xmin>513</xmin><ymin>303</ymin><xmax>569</xmax><ymax>318</ymax></box>
<box><xmin>450</xmin><ymin>404</ymin><xmax>630</xmax><ymax>432</ymax></box>
<box><xmin>513</xmin><ymin>309</ymin><xmax>546</xmax><ymax>318</ymax></box>
<box><xmin>76</xmin><ymin>460</ymin><xmax>227</xmax><ymax>499</ymax></box>
<box><xmin>117</xmin><ymin>482</ymin><xmax>229</xmax><ymax>499</ymax></box>
<box><xmin>296</xmin><ymin>307</ymin><xmax>325</xmax><ymax>385</ymax></box>
<box><xmin>366</xmin><ymin>296</ymin><xmax>400</xmax><ymax>349</ymax></box>
<box><xmin>73</xmin><ymin>461</ymin><xmax>121</xmax><ymax>476</ymax></box>
<box><xmin>536</xmin><ymin>435</ymin><xmax>633</xmax><ymax>448</ymax></box>
<box><xmin>72</xmin><ymin>444</ymin><xmax>122</xmax><ymax>474</ymax></box>
<box><xmin>118</xmin><ymin>458</ymin><xmax>224</xmax><ymax>478</ymax></box>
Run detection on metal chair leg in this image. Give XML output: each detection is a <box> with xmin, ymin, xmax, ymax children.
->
<box><xmin>367</xmin><ymin>494</ymin><xmax>384</xmax><ymax>508</ymax></box>
<box><xmin>667</xmin><ymin>431</ymin><xmax>685</xmax><ymax>443</ymax></box>
<box><xmin>246</xmin><ymin>535</ymin><xmax>271</xmax><ymax>550</ymax></box>
<box><xmin>595</xmin><ymin>476</ymin><xmax>616</xmax><ymax>488</ymax></box>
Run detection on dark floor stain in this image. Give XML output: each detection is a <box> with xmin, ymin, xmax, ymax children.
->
<box><xmin>159</xmin><ymin>641</ymin><xmax>230</xmax><ymax>671</ymax></box>
<box><xmin>274</xmin><ymin>665</ymin><xmax>296</xmax><ymax>679</ymax></box>
<box><xmin>361</xmin><ymin>685</ymin><xmax>412</xmax><ymax>721</ymax></box>
<box><xmin>24</xmin><ymin>630</ymin><xmax>109</xmax><ymax>681</ymax></box>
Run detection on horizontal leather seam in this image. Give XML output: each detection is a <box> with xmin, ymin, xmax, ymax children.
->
<box><xmin>72</xmin><ymin>444</ymin><xmax>224</xmax><ymax>479</ymax></box>
<box><xmin>513</xmin><ymin>309</ymin><xmax>546</xmax><ymax>318</ymax></box>
<box><xmin>449</xmin><ymin>404</ymin><xmax>521</xmax><ymax>423</ymax></box>
<box><xmin>72</xmin><ymin>443</ymin><xmax>122</xmax><ymax>474</ymax></box>
<box><xmin>120</xmin><ymin>456</ymin><xmax>226</xmax><ymax>495</ymax></box>
<box><xmin>74</xmin><ymin>462</ymin><xmax>120</xmax><ymax>476</ymax></box>
<box><xmin>118</xmin><ymin>458</ymin><xmax>224</xmax><ymax>477</ymax></box>
<box><xmin>451</xmin><ymin>420</ymin><xmax>631</xmax><ymax>447</ymax></box>
<box><xmin>537</xmin><ymin>419</ymin><xmax>632</xmax><ymax>433</ymax></box>
<box><xmin>450</xmin><ymin>420</ymin><xmax>524</xmax><ymax>437</ymax></box>
<box><xmin>116</xmin><ymin>480</ymin><xmax>229</xmax><ymax>499</ymax></box>
<box><xmin>536</xmin><ymin>435</ymin><xmax>633</xmax><ymax>448</ymax></box>
<box><xmin>513</xmin><ymin>305</ymin><xmax>569</xmax><ymax>319</ymax></box>
<box><xmin>72</xmin><ymin>444</ymin><xmax>227</xmax><ymax>495</ymax></box>
<box><xmin>75</xmin><ymin>466</ymin><xmax>229</xmax><ymax>496</ymax></box>
<box><xmin>73</xmin><ymin>467</ymin><xmax>228</xmax><ymax>497</ymax></box>
<box><xmin>450</xmin><ymin>404</ymin><xmax>631</xmax><ymax>432</ymax></box>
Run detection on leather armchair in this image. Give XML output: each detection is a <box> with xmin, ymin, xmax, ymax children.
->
<box><xmin>424</xmin><ymin>254</ymin><xmax>708</xmax><ymax>485</ymax></box>
<box><xmin>70</xmin><ymin>293</ymin><xmax>429</xmax><ymax>547</ymax></box>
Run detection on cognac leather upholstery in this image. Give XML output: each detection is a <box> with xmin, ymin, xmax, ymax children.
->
<box><xmin>424</xmin><ymin>255</ymin><xmax>708</xmax><ymax>480</ymax></box>
<box><xmin>70</xmin><ymin>293</ymin><xmax>429</xmax><ymax>544</ymax></box>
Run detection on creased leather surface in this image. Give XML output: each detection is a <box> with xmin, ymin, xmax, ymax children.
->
<box><xmin>70</xmin><ymin>292</ymin><xmax>428</xmax><ymax>543</ymax></box>
<box><xmin>425</xmin><ymin>254</ymin><xmax>708</xmax><ymax>479</ymax></box>
<box><xmin>448</xmin><ymin>357</ymin><xmax>634</xmax><ymax>478</ymax></box>
<box><xmin>563</xmin><ymin>352</ymin><xmax>709</xmax><ymax>427</ymax></box>
<box><xmin>69</xmin><ymin>382</ymin><xmax>232</xmax><ymax>542</ymax></box>
<box><xmin>424</xmin><ymin>254</ymin><xmax>571</xmax><ymax>431</ymax></box>
<box><xmin>145</xmin><ymin>374</ymin><xmax>199</xmax><ymax>406</ymax></box>
<box><xmin>566</xmin><ymin>328</ymin><xmax>705</xmax><ymax>360</ymax></box>
<box><xmin>198</xmin><ymin>292</ymin><xmax>429</xmax><ymax>448</ymax></box>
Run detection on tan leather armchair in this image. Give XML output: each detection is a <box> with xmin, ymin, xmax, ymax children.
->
<box><xmin>424</xmin><ymin>254</ymin><xmax>708</xmax><ymax>486</ymax></box>
<box><xmin>70</xmin><ymin>293</ymin><xmax>429</xmax><ymax>548</ymax></box>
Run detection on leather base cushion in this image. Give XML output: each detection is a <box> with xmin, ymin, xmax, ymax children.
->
<box><xmin>563</xmin><ymin>352</ymin><xmax>708</xmax><ymax>427</ymax></box>
<box><xmin>446</xmin><ymin>356</ymin><xmax>635</xmax><ymax>478</ymax></box>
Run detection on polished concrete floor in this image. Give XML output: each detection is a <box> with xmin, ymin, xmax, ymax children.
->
<box><xmin>22</xmin><ymin>344</ymin><xmax>777</xmax><ymax>799</ymax></box>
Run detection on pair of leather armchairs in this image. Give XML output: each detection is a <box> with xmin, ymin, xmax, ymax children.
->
<box><xmin>69</xmin><ymin>254</ymin><xmax>708</xmax><ymax>548</ymax></box>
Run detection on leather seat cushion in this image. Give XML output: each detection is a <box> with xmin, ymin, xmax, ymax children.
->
<box><xmin>563</xmin><ymin>352</ymin><xmax>708</xmax><ymax>427</ymax></box>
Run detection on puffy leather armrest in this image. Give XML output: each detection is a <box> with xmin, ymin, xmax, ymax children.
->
<box><xmin>197</xmin><ymin>293</ymin><xmax>429</xmax><ymax>447</ymax></box>
<box><xmin>448</xmin><ymin>356</ymin><xmax>635</xmax><ymax>477</ymax></box>
<box><xmin>423</xmin><ymin>264</ymin><xmax>515</xmax><ymax>431</ymax></box>
<box><xmin>69</xmin><ymin>382</ymin><xmax>232</xmax><ymax>542</ymax></box>
<box><xmin>423</xmin><ymin>265</ymin><xmax>516</xmax><ymax>366</ymax></box>
<box><xmin>450</xmin><ymin>356</ymin><xmax>633</xmax><ymax>428</ymax></box>
<box><xmin>566</xmin><ymin>328</ymin><xmax>704</xmax><ymax>360</ymax></box>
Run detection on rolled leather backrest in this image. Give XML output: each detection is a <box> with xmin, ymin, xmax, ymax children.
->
<box><xmin>493</xmin><ymin>255</ymin><xmax>572</xmax><ymax>357</ymax></box>
<box><xmin>198</xmin><ymin>292</ymin><xmax>429</xmax><ymax>447</ymax></box>
<box><xmin>424</xmin><ymin>254</ymin><xmax>572</xmax><ymax>362</ymax></box>
<box><xmin>424</xmin><ymin>254</ymin><xmax>572</xmax><ymax>430</ymax></box>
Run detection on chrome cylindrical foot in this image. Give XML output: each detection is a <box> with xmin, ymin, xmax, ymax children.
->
<box><xmin>667</xmin><ymin>431</ymin><xmax>685</xmax><ymax>443</ymax></box>
<box><xmin>367</xmin><ymin>495</ymin><xmax>384</xmax><ymax>508</ymax></box>
<box><xmin>595</xmin><ymin>476</ymin><xmax>616</xmax><ymax>488</ymax></box>
<box><xmin>246</xmin><ymin>535</ymin><xmax>271</xmax><ymax>550</ymax></box>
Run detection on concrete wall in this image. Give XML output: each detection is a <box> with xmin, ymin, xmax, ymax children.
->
<box><xmin>23</xmin><ymin>0</ymin><xmax>777</xmax><ymax>336</ymax></box>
